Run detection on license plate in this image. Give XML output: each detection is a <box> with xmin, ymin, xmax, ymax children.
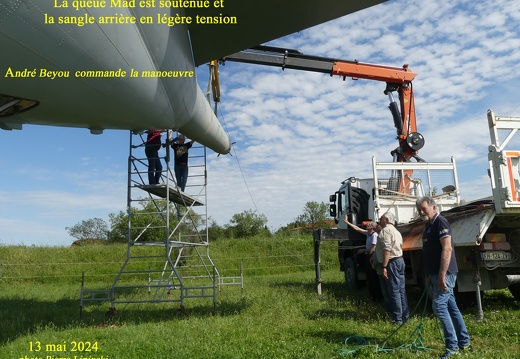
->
<box><xmin>480</xmin><ymin>251</ymin><xmax>512</xmax><ymax>261</ymax></box>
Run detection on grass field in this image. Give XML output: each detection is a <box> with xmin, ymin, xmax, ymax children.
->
<box><xmin>1</xmin><ymin>236</ymin><xmax>519</xmax><ymax>358</ymax></box>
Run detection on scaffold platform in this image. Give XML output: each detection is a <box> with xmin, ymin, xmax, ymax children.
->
<box><xmin>138</xmin><ymin>183</ymin><xmax>203</xmax><ymax>206</ymax></box>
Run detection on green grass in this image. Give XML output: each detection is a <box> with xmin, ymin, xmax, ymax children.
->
<box><xmin>1</xmin><ymin>236</ymin><xmax>520</xmax><ymax>358</ymax></box>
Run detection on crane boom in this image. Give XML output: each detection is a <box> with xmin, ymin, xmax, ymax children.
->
<box><xmin>220</xmin><ymin>45</ymin><xmax>424</xmax><ymax>162</ymax></box>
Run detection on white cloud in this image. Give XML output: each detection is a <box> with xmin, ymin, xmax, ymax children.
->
<box><xmin>203</xmin><ymin>0</ymin><xmax>520</xmax><ymax>229</ymax></box>
<box><xmin>0</xmin><ymin>218</ymin><xmax>69</xmax><ymax>247</ymax></box>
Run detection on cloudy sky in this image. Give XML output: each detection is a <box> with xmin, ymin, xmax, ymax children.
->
<box><xmin>1</xmin><ymin>0</ymin><xmax>520</xmax><ymax>246</ymax></box>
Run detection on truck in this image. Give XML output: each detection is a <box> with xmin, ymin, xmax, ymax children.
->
<box><xmin>323</xmin><ymin>110</ymin><xmax>520</xmax><ymax>317</ymax></box>
<box><xmin>219</xmin><ymin>46</ymin><xmax>520</xmax><ymax>316</ymax></box>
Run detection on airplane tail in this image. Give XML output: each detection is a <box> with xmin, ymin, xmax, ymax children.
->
<box><xmin>179</xmin><ymin>85</ymin><xmax>231</xmax><ymax>155</ymax></box>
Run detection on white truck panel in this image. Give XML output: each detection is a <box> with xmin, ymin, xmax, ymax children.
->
<box><xmin>448</xmin><ymin>207</ymin><xmax>496</xmax><ymax>246</ymax></box>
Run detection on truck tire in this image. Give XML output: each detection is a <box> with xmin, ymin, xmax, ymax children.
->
<box><xmin>344</xmin><ymin>257</ymin><xmax>359</xmax><ymax>290</ymax></box>
<box><xmin>349</xmin><ymin>187</ymin><xmax>370</xmax><ymax>222</ymax></box>
<box><xmin>508</xmin><ymin>283</ymin><xmax>520</xmax><ymax>301</ymax></box>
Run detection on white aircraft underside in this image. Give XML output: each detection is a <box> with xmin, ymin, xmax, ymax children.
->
<box><xmin>0</xmin><ymin>0</ymin><xmax>385</xmax><ymax>154</ymax></box>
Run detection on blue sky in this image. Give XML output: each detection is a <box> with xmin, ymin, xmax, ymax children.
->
<box><xmin>1</xmin><ymin>0</ymin><xmax>520</xmax><ymax>246</ymax></box>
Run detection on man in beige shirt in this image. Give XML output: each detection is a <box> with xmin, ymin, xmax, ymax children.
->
<box><xmin>376</xmin><ymin>212</ymin><xmax>409</xmax><ymax>325</ymax></box>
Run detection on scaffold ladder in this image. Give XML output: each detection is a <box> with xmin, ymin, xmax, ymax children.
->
<box><xmin>80</xmin><ymin>130</ymin><xmax>219</xmax><ymax>314</ymax></box>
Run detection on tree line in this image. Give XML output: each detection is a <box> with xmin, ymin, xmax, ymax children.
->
<box><xmin>66</xmin><ymin>201</ymin><xmax>334</xmax><ymax>243</ymax></box>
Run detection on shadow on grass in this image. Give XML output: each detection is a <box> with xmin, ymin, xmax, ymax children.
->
<box><xmin>481</xmin><ymin>288</ymin><xmax>519</xmax><ymax>307</ymax></box>
<box><xmin>267</xmin><ymin>277</ymin><xmax>519</xmax><ymax>327</ymax></box>
<box><xmin>112</xmin><ymin>296</ymin><xmax>250</xmax><ymax>321</ymax></box>
<box><xmin>0</xmin><ymin>293</ymin><xmax>250</xmax><ymax>345</ymax></box>
<box><xmin>0</xmin><ymin>296</ymin><xmax>80</xmax><ymax>345</ymax></box>
<box><xmin>269</xmin><ymin>279</ymin><xmax>391</xmax><ymax>322</ymax></box>
<box><xmin>81</xmin><ymin>295</ymin><xmax>251</xmax><ymax>324</ymax></box>
<box><xmin>310</xmin><ymin>329</ymin><xmax>406</xmax><ymax>352</ymax></box>
<box><xmin>312</xmin><ymin>283</ymin><xmax>520</xmax><ymax>323</ymax></box>
<box><xmin>310</xmin><ymin>327</ymin><xmax>441</xmax><ymax>359</ymax></box>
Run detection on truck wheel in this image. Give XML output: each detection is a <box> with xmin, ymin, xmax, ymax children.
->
<box><xmin>350</xmin><ymin>187</ymin><xmax>370</xmax><ymax>222</ymax></box>
<box><xmin>509</xmin><ymin>283</ymin><xmax>520</xmax><ymax>300</ymax></box>
<box><xmin>344</xmin><ymin>257</ymin><xmax>359</xmax><ymax>290</ymax></box>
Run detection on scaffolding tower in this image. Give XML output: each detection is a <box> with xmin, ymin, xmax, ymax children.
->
<box><xmin>80</xmin><ymin>63</ymin><xmax>244</xmax><ymax>317</ymax></box>
<box><xmin>80</xmin><ymin>130</ymin><xmax>220</xmax><ymax>314</ymax></box>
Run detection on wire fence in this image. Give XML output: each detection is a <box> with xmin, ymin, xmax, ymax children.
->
<box><xmin>0</xmin><ymin>252</ymin><xmax>340</xmax><ymax>281</ymax></box>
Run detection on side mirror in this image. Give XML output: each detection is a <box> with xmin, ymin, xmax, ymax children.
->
<box><xmin>329</xmin><ymin>204</ymin><xmax>337</xmax><ymax>218</ymax></box>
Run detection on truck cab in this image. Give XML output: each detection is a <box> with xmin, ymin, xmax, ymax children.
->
<box><xmin>329</xmin><ymin>157</ymin><xmax>461</xmax><ymax>298</ymax></box>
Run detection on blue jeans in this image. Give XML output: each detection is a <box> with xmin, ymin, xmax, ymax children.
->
<box><xmin>386</xmin><ymin>257</ymin><xmax>409</xmax><ymax>323</ymax></box>
<box><xmin>431</xmin><ymin>273</ymin><xmax>470</xmax><ymax>351</ymax></box>
<box><xmin>145</xmin><ymin>148</ymin><xmax>162</xmax><ymax>185</ymax></box>
<box><xmin>175</xmin><ymin>163</ymin><xmax>189</xmax><ymax>191</ymax></box>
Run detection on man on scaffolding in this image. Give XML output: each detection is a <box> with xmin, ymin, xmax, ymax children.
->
<box><xmin>169</xmin><ymin>133</ymin><xmax>195</xmax><ymax>192</ymax></box>
<box><xmin>131</xmin><ymin>129</ymin><xmax>165</xmax><ymax>185</ymax></box>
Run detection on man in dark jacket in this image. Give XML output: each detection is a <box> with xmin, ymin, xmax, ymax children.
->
<box><xmin>170</xmin><ymin>134</ymin><xmax>195</xmax><ymax>191</ymax></box>
<box><xmin>416</xmin><ymin>196</ymin><xmax>472</xmax><ymax>359</ymax></box>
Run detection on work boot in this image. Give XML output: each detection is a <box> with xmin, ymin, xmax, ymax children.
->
<box><xmin>439</xmin><ymin>349</ymin><xmax>460</xmax><ymax>359</ymax></box>
<box><xmin>459</xmin><ymin>344</ymin><xmax>473</xmax><ymax>354</ymax></box>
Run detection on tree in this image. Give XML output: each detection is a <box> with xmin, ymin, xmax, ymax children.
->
<box><xmin>108</xmin><ymin>199</ymin><xmax>202</xmax><ymax>243</ymax></box>
<box><xmin>207</xmin><ymin>218</ymin><xmax>226</xmax><ymax>241</ymax></box>
<box><xmin>292</xmin><ymin>201</ymin><xmax>332</xmax><ymax>233</ymax></box>
<box><xmin>66</xmin><ymin>218</ymin><xmax>109</xmax><ymax>241</ymax></box>
<box><xmin>227</xmin><ymin>209</ymin><xmax>270</xmax><ymax>238</ymax></box>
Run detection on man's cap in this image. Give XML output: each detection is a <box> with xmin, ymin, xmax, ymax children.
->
<box><xmin>383</xmin><ymin>212</ymin><xmax>395</xmax><ymax>223</ymax></box>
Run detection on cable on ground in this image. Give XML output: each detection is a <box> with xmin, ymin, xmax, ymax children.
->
<box><xmin>338</xmin><ymin>284</ymin><xmax>433</xmax><ymax>356</ymax></box>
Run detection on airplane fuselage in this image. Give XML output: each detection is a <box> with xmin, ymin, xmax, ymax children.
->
<box><xmin>0</xmin><ymin>4</ymin><xmax>231</xmax><ymax>153</ymax></box>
